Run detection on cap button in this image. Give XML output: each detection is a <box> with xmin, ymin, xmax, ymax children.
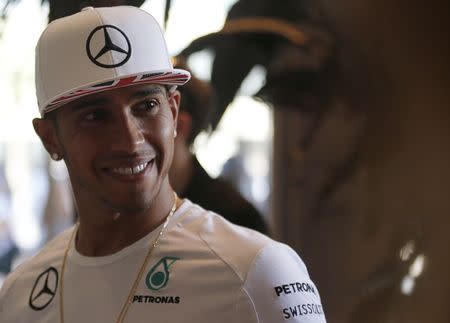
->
<box><xmin>81</xmin><ymin>6</ymin><xmax>94</xmax><ymax>11</ymax></box>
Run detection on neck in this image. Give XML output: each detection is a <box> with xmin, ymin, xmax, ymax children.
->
<box><xmin>170</xmin><ymin>142</ymin><xmax>194</xmax><ymax>196</ymax></box>
<box><xmin>74</xmin><ymin>184</ymin><xmax>177</xmax><ymax>257</ymax></box>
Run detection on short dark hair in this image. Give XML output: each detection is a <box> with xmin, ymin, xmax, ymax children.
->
<box><xmin>42</xmin><ymin>107</ymin><xmax>61</xmax><ymax>133</ymax></box>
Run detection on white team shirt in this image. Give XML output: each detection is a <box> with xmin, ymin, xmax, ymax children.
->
<box><xmin>0</xmin><ymin>199</ymin><xmax>326</xmax><ymax>322</ymax></box>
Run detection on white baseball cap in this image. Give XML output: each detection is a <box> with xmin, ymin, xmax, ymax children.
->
<box><xmin>35</xmin><ymin>6</ymin><xmax>190</xmax><ymax>116</ymax></box>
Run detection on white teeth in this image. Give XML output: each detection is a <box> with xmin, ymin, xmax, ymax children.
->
<box><xmin>133</xmin><ymin>164</ymin><xmax>145</xmax><ymax>174</ymax></box>
<box><xmin>112</xmin><ymin>162</ymin><xmax>148</xmax><ymax>175</ymax></box>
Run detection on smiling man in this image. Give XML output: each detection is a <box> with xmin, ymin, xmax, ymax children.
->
<box><xmin>0</xmin><ymin>6</ymin><xmax>326</xmax><ymax>323</ymax></box>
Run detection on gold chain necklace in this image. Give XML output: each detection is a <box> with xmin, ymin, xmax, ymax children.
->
<box><xmin>59</xmin><ymin>192</ymin><xmax>179</xmax><ymax>323</ymax></box>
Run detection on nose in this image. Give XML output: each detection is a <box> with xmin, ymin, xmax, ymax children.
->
<box><xmin>110</xmin><ymin>112</ymin><xmax>145</xmax><ymax>153</ymax></box>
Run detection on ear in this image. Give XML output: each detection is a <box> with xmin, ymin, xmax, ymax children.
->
<box><xmin>32</xmin><ymin>118</ymin><xmax>62</xmax><ymax>158</ymax></box>
<box><xmin>176</xmin><ymin>111</ymin><xmax>193</xmax><ymax>140</ymax></box>
<box><xmin>168</xmin><ymin>89</ymin><xmax>181</xmax><ymax>130</ymax></box>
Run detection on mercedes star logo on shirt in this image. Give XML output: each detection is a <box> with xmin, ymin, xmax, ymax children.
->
<box><xmin>29</xmin><ymin>267</ymin><xmax>59</xmax><ymax>311</ymax></box>
<box><xmin>86</xmin><ymin>25</ymin><xmax>132</xmax><ymax>68</ymax></box>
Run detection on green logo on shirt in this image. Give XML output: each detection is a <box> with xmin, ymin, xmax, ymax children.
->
<box><xmin>146</xmin><ymin>256</ymin><xmax>180</xmax><ymax>291</ymax></box>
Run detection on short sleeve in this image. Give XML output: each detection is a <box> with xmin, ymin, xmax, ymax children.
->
<box><xmin>242</xmin><ymin>242</ymin><xmax>327</xmax><ymax>323</ymax></box>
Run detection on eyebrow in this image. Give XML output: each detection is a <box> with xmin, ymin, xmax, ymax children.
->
<box><xmin>68</xmin><ymin>85</ymin><xmax>166</xmax><ymax>111</ymax></box>
<box><xmin>130</xmin><ymin>86</ymin><xmax>166</xmax><ymax>99</ymax></box>
<box><xmin>70</xmin><ymin>97</ymin><xmax>108</xmax><ymax>111</ymax></box>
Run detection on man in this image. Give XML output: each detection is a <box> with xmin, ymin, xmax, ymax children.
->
<box><xmin>169</xmin><ymin>59</ymin><xmax>268</xmax><ymax>234</ymax></box>
<box><xmin>0</xmin><ymin>6</ymin><xmax>326</xmax><ymax>322</ymax></box>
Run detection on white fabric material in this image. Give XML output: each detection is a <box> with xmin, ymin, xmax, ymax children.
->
<box><xmin>0</xmin><ymin>200</ymin><xmax>326</xmax><ymax>322</ymax></box>
<box><xmin>35</xmin><ymin>6</ymin><xmax>190</xmax><ymax>115</ymax></box>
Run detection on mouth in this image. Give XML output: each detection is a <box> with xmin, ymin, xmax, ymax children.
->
<box><xmin>112</xmin><ymin>161</ymin><xmax>149</xmax><ymax>175</ymax></box>
<box><xmin>104</xmin><ymin>158</ymin><xmax>155</xmax><ymax>180</ymax></box>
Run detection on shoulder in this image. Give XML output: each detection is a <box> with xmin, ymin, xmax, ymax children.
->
<box><xmin>184</xmin><ymin>202</ymin><xmax>327</xmax><ymax>322</ymax></box>
<box><xmin>178</xmin><ymin>200</ymin><xmax>272</xmax><ymax>279</ymax></box>
<box><xmin>180</xmin><ymin>201</ymin><xmax>307</xmax><ymax>283</ymax></box>
<box><xmin>0</xmin><ymin>227</ymin><xmax>73</xmax><ymax>312</ymax></box>
<box><xmin>173</xmin><ymin>201</ymin><xmax>327</xmax><ymax>322</ymax></box>
<box><xmin>181</xmin><ymin>201</ymin><xmax>327</xmax><ymax>322</ymax></box>
<box><xmin>242</xmin><ymin>242</ymin><xmax>327</xmax><ymax>322</ymax></box>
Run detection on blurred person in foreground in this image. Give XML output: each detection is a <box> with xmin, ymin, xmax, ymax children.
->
<box><xmin>169</xmin><ymin>58</ymin><xmax>267</xmax><ymax>235</ymax></box>
<box><xmin>0</xmin><ymin>6</ymin><xmax>325</xmax><ymax>322</ymax></box>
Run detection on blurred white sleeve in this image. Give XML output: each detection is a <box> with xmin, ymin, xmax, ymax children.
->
<box><xmin>242</xmin><ymin>242</ymin><xmax>327</xmax><ymax>323</ymax></box>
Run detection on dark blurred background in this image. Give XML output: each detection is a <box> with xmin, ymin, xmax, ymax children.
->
<box><xmin>1</xmin><ymin>0</ymin><xmax>449</xmax><ymax>322</ymax></box>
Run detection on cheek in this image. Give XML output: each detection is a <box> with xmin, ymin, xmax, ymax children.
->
<box><xmin>65</xmin><ymin>134</ymin><xmax>95</xmax><ymax>157</ymax></box>
<box><xmin>153</xmin><ymin>112</ymin><xmax>175</xmax><ymax>145</ymax></box>
<box><xmin>152</xmin><ymin>115</ymin><xmax>175</xmax><ymax>166</ymax></box>
<box><xmin>60</xmin><ymin>131</ymin><xmax>100</xmax><ymax>171</ymax></box>
<box><xmin>63</xmin><ymin>141</ymin><xmax>94</xmax><ymax>174</ymax></box>
<box><xmin>161</xmin><ymin>125</ymin><xmax>174</xmax><ymax>144</ymax></box>
<box><xmin>160</xmin><ymin>124</ymin><xmax>175</xmax><ymax>161</ymax></box>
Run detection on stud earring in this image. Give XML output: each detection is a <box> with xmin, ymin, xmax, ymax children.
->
<box><xmin>51</xmin><ymin>153</ymin><xmax>60</xmax><ymax>161</ymax></box>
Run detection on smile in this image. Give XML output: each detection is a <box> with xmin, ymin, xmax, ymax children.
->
<box><xmin>112</xmin><ymin>162</ymin><xmax>149</xmax><ymax>175</ymax></box>
<box><xmin>105</xmin><ymin>157</ymin><xmax>156</xmax><ymax>180</ymax></box>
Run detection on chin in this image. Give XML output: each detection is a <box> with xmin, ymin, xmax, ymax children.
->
<box><xmin>112</xmin><ymin>199</ymin><xmax>152</xmax><ymax>215</ymax></box>
<box><xmin>104</xmin><ymin>188</ymin><xmax>155</xmax><ymax>214</ymax></box>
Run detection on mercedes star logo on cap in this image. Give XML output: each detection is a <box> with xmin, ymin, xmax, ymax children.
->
<box><xmin>86</xmin><ymin>25</ymin><xmax>131</xmax><ymax>68</ymax></box>
<box><xmin>29</xmin><ymin>267</ymin><xmax>59</xmax><ymax>311</ymax></box>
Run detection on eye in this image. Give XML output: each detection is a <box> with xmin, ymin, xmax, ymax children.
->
<box><xmin>136</xmin><ymin>99</ymin><xmax>159</xmax><ymax>113</ymax></box>
<box><xmin>82</xmin><ymin>109</ymin><xmax>107</xmax><ymax>122</ymax></box>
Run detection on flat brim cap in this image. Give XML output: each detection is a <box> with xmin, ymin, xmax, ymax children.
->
<box><xmin>35</xmin><ymin>6</ymin><xmax>190</xmax><ymax>115</ymax></box>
